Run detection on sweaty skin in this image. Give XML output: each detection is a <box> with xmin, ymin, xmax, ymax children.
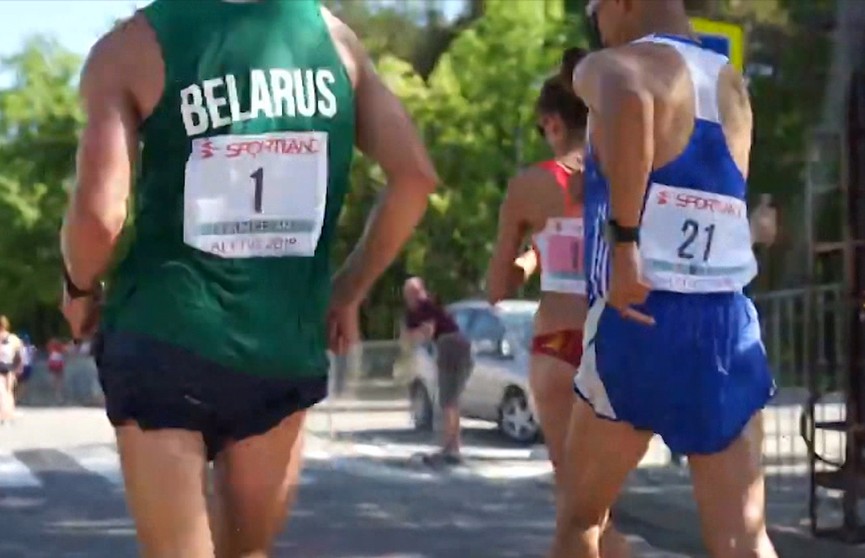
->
<box><xmin>573</xmin><ymin>41</ymin><xmax>752</xmax><ymax>324</ymax></box>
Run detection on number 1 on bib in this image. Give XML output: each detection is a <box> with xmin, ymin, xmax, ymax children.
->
<box><xmin>250</xmin><ymin>167</ymin><xmax>264</xmax><ymax>214</ymax></box>
<box><xmin>183</xmin><ymin>131</ymin><xmax>329</xmax><ymax>259</ymax></box>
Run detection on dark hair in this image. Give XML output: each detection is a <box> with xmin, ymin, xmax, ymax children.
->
<box><xmin>535</xmin><ymin>47</ymin><xmax>589</xmax><ymax>133</ymax></box>
<box><xmin>559</xmin><ymin>47</ymin><xmax>588</xmax><ymax>87</ymax></box>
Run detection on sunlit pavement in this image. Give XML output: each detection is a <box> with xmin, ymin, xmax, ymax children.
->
<box><xmin>0</xmin><ymin>406</ymin><xmax>696</xmax><ymax>558</ymax></box>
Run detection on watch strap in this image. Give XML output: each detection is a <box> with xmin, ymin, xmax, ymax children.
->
<box><xmin>606</xmin><ymin>220</ymin><xmax>640</xmax><ymax>244</ymax></box>
<box><xmin>63</xmin><ymin>268</ymin><xmax>95</xmax><ymax>299</ymax></box>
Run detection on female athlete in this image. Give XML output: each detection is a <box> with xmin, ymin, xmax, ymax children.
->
<box><xmin>486</xmin><ymin>49</ymin><xmax>630</xmax><ymax>558</ymax></box>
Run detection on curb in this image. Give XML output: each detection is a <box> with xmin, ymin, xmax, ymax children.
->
<box><xmin>315</xmin><ymin>400</ymin><xmax>410</xmax><ymax>413</ymax></box>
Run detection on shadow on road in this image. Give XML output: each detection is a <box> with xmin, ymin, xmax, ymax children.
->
<box><xmin>0</xmin><ymin>453</ymin><xmax>556</xmax><ymax>558</ymax></box>
<box><xmin>0</xmin><ymin>468</ymin><xmax>136</xmax><ymax>558</ymax></box>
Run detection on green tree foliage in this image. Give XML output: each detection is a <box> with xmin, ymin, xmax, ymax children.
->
<box><xmin>407</xmin><ymin>0</ymin><xmax>577</xmax><ymax>298</ymax></box>
<box><xmin>0</xmin><ymin>0</ymin><xmax>843</xmax><ymax>341</ymax></box>
<box><xmin>0</xmin><ymin>37</ymin><xmax>81</xmax><ymax>341</ymax></box>
<box><xmin>340</xmin><ymin>0</ymin><xmax>583</xmax><ymax>337</ymax></box>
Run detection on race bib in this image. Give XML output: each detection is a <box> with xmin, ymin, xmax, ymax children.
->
<box><xmin>183</xmin><ymin>131</ymin><xmax>328</xmax><ymax>259</ymax></box>
<box><xmin>538</xmin><ymin>217</ymin><xmax>586</xmax><ymax>294</ymax></box>
<box><xmin>640</xmin><ymin>183</ymin><xmax>757</xmax><ymax>292</ymax></box>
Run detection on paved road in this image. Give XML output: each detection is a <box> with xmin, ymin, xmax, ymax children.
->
<box><xmin>0</xmin><ymin>407</ymin><xmax>690</xmax><ymax>558</ymax></box>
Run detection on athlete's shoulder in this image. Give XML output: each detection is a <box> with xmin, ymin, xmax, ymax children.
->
<box><xmin>512</xmin><ymin>164</ymin><xmax>553</xmax><ymax>186</ymax></box>
<box><xmin>572</xmin><ymin>47</ymin><xmax>647</xmax><ymax>103</ymax></box>
<box><xmin>80</xmin><ymin>12</ymin><xmax>162</xmax><ymax>117</ymax></box>
<box><xmin>319</xmin><ymin>6</ymin><xmax>356</xmax><ymax>44</ymax></box>
<box><xmin>82</xmin><ymin>14</ymin><xmax>153</xmax><ymax>86</ymax></box>
<box><xmin>90</xmin><ymin>12</ymin><xmax>153</xmax><ymax>59</ymax></box>
<box><xmin>575</xmin><ymin>47</ymin><xmax>637</xmax><ymax>78</ymax></box>
<box><xmin>319</xmin><ymin>6</ymin><xmax>364</xmax><ymax>89</ymax></box>
<box><xmin>507</xmin><ymin>164</ymin><xmax>558</xmax><ymax>200</ymax></box>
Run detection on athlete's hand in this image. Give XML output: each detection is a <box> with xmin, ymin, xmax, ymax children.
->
<box><xmin>61</xmin><ymin>287</ymin><xmax>103</xmax><ymax>341</ymax></box>
<box><xmin>327</xmin><ymin>302</ymin><xmax>360</xmax><ymax>356</ymax></box>
<box><xmin>750</xmin><ymin>194</ymin><xmax>777</xmax><ymax>247</ymax></box>
<box><xmin>608</xmin><ymin>243</ymin><xmax>654</xmax><ymax>326</ymax></box>
<box><xmin>327</xmin><ymin>271</ymin><xmax>363</xmax><ymax>355</ymax></box>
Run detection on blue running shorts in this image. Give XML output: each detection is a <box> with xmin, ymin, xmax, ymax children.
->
<box><xmin>574</xmin><ymin>291</ymin><xmax>775</xmax><ymax>455</ymax></box>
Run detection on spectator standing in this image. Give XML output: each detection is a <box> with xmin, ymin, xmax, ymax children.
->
<box><xmin>0</xmin><ymin>315</ymin><xmax>23</xmax><ymax>423</ymax></box>
<box><xmin>46</xmin><ymin>338</ymin><xmax>66</xmax><ymax>404</ymax></box>
<box><xmin>401</xmin><ymin>277</ymin><xmax>473</xmax><ymax>465</ymax></box>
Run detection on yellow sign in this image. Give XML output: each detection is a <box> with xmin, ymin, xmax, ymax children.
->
<box><xmin>690</xmin><ymin>17</ymin><xmax>745</xmax><ymax>73</ymax></box>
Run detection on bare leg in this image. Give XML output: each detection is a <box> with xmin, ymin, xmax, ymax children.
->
<box><xmin>116</xmin><ymin>425</ymin><xmax>213</xmax><ymax>558</ymax></box>
<box><xmin>549</xmin><ymin>399</ymin><xmax>652</xmax><ymax>558</ymax></box>
<box><xmin>212</xmin><ymin>411</ymin><xmax>307</xmax><ymax>558</ymax></box>
<box><xmin>52</xmin><ymin>373</ymin><xmax>64</xmax><ymax>404</ymax></box>
<box><xmin>442</xmin><ymin>405</ymin><xmax>461</xmax><ymax>455</ymax></box>
<box><xmin>13</xmin><ymin>374</ymin><xmax>26</xmax><ymax>403</ymax></box>
<box><xmin>7</xmin><ymin>373</ymin><xmax>16</xmax><ymax>418</ymax></box>
<box><xmin>529</xmin><ymin>354</ymin><xmax>577</xmax><ymax>483</ymax></box>
<box><xmin>0</xmin><ymin>375</ymin><xmax>13</xmax><ymax>421</ymax></box>
<box><xmin>599</xmin><ymin>522</ymin><xmax>632</xmax><ymax>558</ymax></box>
<box><xmin>689</xmin><ymin>413</ymin><xmax>778</xmax><ymax>558</ymax></box>
<box><xmin>531</xmin><ymin>357</ymin><xmax>633</xmax><ymax>558</ymax></box>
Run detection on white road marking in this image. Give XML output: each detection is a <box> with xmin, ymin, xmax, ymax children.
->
<box><xmin>0</xmin><ymin>450</ymin><xmax>42</xmax><ymax>488</ymax></box>
<box><xmin>461</xmin><ymin>461</ymin><xmax>552</xmax><ymax>480</ymax></box>
<box><xmin>61</xmin><ymin>445</ymin><xmax>123</xmax><ymax>486</ymax></box>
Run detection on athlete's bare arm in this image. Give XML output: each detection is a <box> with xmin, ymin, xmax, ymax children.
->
<box><xmin>323</xmin><ymin>9</ymin><xmax>438</xmax><ymax>304</ymax></box>
<box><xmin>716</xmin><ymin>64</ymin><xmax>753</xmax><ymax>176</ymax></box>
<box><xmin>573</xmin><ymin>49</ymin><xmax>653</xmax><ymax>230</ymax></box>
<box><xmin>486</xmin><ymin>170</ymin><xmax>539</xmax><ymax>304</ymax></box>
<box><xmin>61</xmin><ymin>32</ymin><xmax>136</xmax><ymax>288</ymax></box>
<box><xmin>61</xmin><ymin>16</ymin><xmax>160</xmax><ymax>289</ymax></box>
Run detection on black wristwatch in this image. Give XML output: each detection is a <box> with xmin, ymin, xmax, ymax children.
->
<box><xmin>605</xmin><ymin>219</ymin><xmax>640</xmax><ymax>245</ymax></box>
<box><xmin>63</xmin><ymin>268</ymin><xmax>98</xmax><ymax>300</ymax></box>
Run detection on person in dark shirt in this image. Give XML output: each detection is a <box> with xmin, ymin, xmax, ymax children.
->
<box><xmin>402</xmin><ymin>277</ymin><xmax>473</xmax><ymax>464</ymax></box>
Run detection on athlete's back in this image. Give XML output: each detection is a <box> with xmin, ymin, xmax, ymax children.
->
<box><xmin>550</xmin><ymin>4</ymin><xmax>779</xmax><ymax>557</ymax></box>
<box><xmin>63</xmin><ymin>2</ymin><xmax>438</xmax><ymax>553</ymax></box>
<box><xmin>101</xmin><ymin>0</ymin><xmax>355</xmax><ymax>378</ymax></box>
<box><xmin>574</xmin><ymin>35</ymin><xmax>774</xmax><ymax>455</ymax></box>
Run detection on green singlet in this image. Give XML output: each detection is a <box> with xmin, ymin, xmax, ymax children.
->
<box><xmin>101</xmin><ymin>0</ymin><xmax>356</xmax><ymax>379</ymax></box>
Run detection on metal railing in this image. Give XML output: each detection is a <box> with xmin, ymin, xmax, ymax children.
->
<box><xmin>327</xmin><ymin>339</ymin><xmax>404</xmax><ymax>401</ymax></box>
<box><xmin>751</xmin><ymin>284</ymin><xmax>864</xmax><ymax>533</ymax></box>
<box><xmin>753</xmin><ymin>285</ymin><xmax>847</xmax><ymax>482</ymax></box>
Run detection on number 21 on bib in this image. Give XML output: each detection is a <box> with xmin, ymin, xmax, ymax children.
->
<box><xmin>183</xmin><ymin>131</ymin><xmax>329</xmax><ymax>259</ymax></box>
<box><xmin>640</xmin><ymin>183</ymin><xmax>757</xmax><ymax>293</ymax></box>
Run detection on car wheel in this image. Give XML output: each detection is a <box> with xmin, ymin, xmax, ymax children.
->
<box><xmin>498</xmin><ymin>389</ymin><xmax>539</xmax><ymax>444</ymax></box>
<box><xmin>410</xmin><ymin>383</ymin><xmax>434</xmax><ymax>431</ymax></box>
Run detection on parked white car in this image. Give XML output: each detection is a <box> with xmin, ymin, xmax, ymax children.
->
<box><xmin>397</xmin><ymin>299</ymin><xmax>541</xmax><ymax>444</ymax></box>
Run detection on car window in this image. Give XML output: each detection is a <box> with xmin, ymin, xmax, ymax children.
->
<box><xmin>451</xmin><ymin>309</ymin><xmax>472</xmax><ymax>334</ymax></box>
<box><xmin>499</xmin><ymin>311</ymin><xmax>535</xmax><ymax>349</ymax></box>
<box><xmin>467</xmin><ymin>310</ymin><xmax>504</xmax><ymax>343</ymax></box>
